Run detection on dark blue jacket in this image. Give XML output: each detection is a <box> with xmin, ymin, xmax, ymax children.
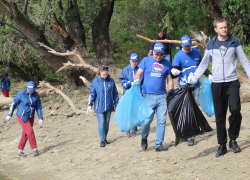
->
<box><xmin>88</xmin><ymin>75</ymin><xmax>119</xmax><ymax>113</ymax></box>
<box><xmin>150</xmin><ymin>34</ymin><xmax>177</xmax><ymax>62</ymax></box>
<box><xmin>8</xmin><ymin>89</ymin><xmax>43</xmax><ymax>123</ymax></box>
<box><xmin>1</xmin><ymin>77</ymin><xmax>10</xmax><ymax>91</ymax></box>
<box><xmin>119</xmin><ymin>64</ymin><xmax>143</xmax><ymax>95</ymax></box>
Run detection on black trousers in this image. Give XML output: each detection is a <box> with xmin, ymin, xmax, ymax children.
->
<box><xmin>211</xmin><ymin>80</ymin><xmax>242</xmax><ymax>145</ymax></box>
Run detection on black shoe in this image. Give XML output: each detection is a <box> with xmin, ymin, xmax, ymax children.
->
<box><xmin>188</xmin><ymin>139</ymin><xmax>194</xmax><ymax>146</ymax></box>
<box><xmin>141</xmin><ymin>138</ymin><xmax>147</xmax><ymax>150</ymax></box>
<box><xmin>229</xmin><ymin>140</ymin><xmax>241</xmax><ymax>153</ymax></box>
<box><xmin>100</xmin><ymin>141</ymin><xmax>105</xmax><ymax>147</ymax></box>
<box><xmin>105</xmin><ymin>139</ymin><xmax>110</xmax><ymax>145</ymax></box>
<box><xmin>216</xmin><ymin>145</ymin><xmax>227</xmax><ymax>157</ymax></box>
<box><xmin>155</xmin><ymin>146</ymin><xmax>168</xmax><ymax>152</ymax></box>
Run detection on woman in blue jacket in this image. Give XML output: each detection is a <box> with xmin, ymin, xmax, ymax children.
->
<box><xmin>118</xmin><ymin>53</ymin><xmax>143</xmax><ymax>137</ymax></box>
<box><xmin>5</xmin><ymin>81</ymin><xmax>43</xmax><ymax>157</ymax></box>
<box><xmin>87</xmin><ymin>66</ymin><xmax>119</xmax><ymax>147</ymax></box>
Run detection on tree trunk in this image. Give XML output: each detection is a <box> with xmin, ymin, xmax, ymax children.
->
<box><xmin>92</xmin><ymin>0</ymin><xmax>116</xmax><ymax>66</ymax></box>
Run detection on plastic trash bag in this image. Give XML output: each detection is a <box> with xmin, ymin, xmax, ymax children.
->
<box><xmin>199</xmin><ymin>77</ymin><xmax>215</xmax><ymax>117</ymax></box>
<box><xmin>167</xmin><ymin>84</ymin><xmax>213</xmax><ymax>146</ymax></box>
<box><xmin>114</xmin><ymin>82</ymin><xmax>153</xmax><ymax>132</ymax></box>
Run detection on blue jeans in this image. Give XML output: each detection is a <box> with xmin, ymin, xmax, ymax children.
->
<box><xmin>141</xmin><ymin>94</ymin><xmax>167</xmax><ymax>148</ymax></box>
<box><xmin>192</xmin><ymin>86</ymin><xmax>200</xmax><ymax>105</ymax></box>
<box><xmin>96</xmin><ymin>111</ymin><xmax>112</xmax><ymax>142</ymax></box>
<box><xmin>164</xmin><ymin>54</ymin><xmax>171</xmax><ymax>62</ymax></box>
<box><xmin>187</xmin><ymin>86</ymin><xmax>200</xmax><ymax>141</ymax></box>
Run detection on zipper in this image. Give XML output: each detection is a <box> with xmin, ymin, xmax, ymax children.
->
<box><xmin>29</xmin><ymin>94</ymin><xmax>32</xmax><ymax>117</ymax></box>
<box><xmin>133</xmin><ymin>71</ymin><xmax>135</xmax><ymax>81</ymax></box>
<box><xmin>104</xmin><ymin>81</ymin><xmax>106</xmax><ymax>111</ymax></box>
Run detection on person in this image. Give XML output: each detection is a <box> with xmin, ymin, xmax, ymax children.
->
<box><xmin>134</xmin><ymin>42</ymin><xmax>174</xmax><ymax>152</ymax></box>
<box><xmin>171</xmin><ymin>35</ymin><xmax>212</xmax><ymax>146</ymax></box>
<box><xmin>87</xmin><ymin>65</ymin><xmax>119</xmax><ymax>147</ymax></box>
<box><xmin>1</xmin><ymin>72</ymin><xmax>10</xmax><ymax>97</ymax></box>
<box><xmin>148</xmin><ymin>29</ymin><xmax>180</xmax><ymax>63</ymax></box>
<box><xmin>5</xmin><ymin>81</ymin><xmax>43</xmax><ymax>157</ymax></box>
<box><xmin>190</xmin><ymin>17</ymin><xmax>250</xmax><ymax>157</ymax></box>
<box><xmin>119</xmin><ymin>53</ymin><xmax>143</xmax><ymax>137</ymax></box>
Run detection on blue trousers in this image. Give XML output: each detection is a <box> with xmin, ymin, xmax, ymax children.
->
<box><xmin>96</xmin><ymin>111</ymin><xmax>112</xmax><ymax>142</ymax></box>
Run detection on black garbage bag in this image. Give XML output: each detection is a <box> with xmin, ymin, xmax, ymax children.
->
<box><xmin>167</xmin><ymin>84</ymin><xmax>213</xmax><ymax>146</ymax></box>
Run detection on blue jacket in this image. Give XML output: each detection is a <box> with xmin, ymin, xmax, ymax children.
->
<box><xmin>1</xmin><ymin>77</ymin><xmax>10</xmax><ymax>91</ymax></box>
<box><xmin>118</xmin><ymin>64</ymin><xmax>143</xmax><ymax>95</ymax></box>
<box><xmin>8</xmin><ymin>89</ymin><xmax>43</xmax><ymax>122</ymax></box>
<box><xmin>88</xmin><ymin>75</ymin><xmax>119</xmax><ymax>113</ymax></box>
<box><xmin>192</xmin><ymin>34</ymin><xmax>250</xmax><ymax>83</ymax></box>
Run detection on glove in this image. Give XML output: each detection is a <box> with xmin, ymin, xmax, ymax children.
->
<box><xmin>176</xmin><ymin>47</ymin><xmax>181</xmax><ymax>51</ymax></box>
<box><xmin>171</xmin><ymin>68</ymin><xmax>180</xmax><ymax>76</ymax></box>
<box><xmin>209</xmin><ymin>74</ymin><xmax>213</xmax><ymax>82</ymax></box>
<box><xmin>148</xmin><ymin>51</ymin><xmax>153</xmax><ymax>57</ymax></box>
<box><xmin>6</xmin><ymin>116</ymin><xmax>11</xmax><ymax>121</ymax></box>
<box><xmin>132</xmin><ymin>79</ymin><xmax>140</xmax><ymax>85</ymax></box>
<box><xmin>39</xmin><ymin>119</ymin><xmax>43</xmax><ymax>126</ymax></box>
<box><xmin>87</xmin><ymin>106</ymin><xmax>91</xmax><ymax>113</ymax></box>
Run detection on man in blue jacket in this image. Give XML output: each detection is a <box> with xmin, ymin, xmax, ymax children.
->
<box><xmin>119</xmin><ymin>53</ymin><xmax>143</xmax><ymax>137</ymax></box>
<box><xmin>1</xmin><ymin>72</ymin><xmax>10</xmax><ymax>97</ymax></box>
<box><xmin>135</xmin><ymin>43</ymin><xmax>174</xmax><ymax>152</ymax></box>
<box><xmin>148</xmin><ymin>29</ymin><xmax>180</xmax><ymax>63</ymax></box>
<box><xmin>191</xmin><ymin>17</ymin><xmax>250</xmax><ymax>157</ymax></box>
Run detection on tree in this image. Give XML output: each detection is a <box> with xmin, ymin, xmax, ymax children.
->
<box><xmin>0</xmin><ymin>0</ymin><xmax>115</xmax><ymax>89</ymax></box>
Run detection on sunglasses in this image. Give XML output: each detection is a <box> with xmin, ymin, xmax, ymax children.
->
<box><xmin>101</xmin><ymin>66</ymin><xmax>109</xmax><ymax>70</ymax></box>
<box><xmin>154</xmin><ymin>53</ymin><xmax>164</xmax><ymax>57</ymax></box>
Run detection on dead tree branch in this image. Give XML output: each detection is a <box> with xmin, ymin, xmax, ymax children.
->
<box><xmin>22</xmin><ymin>0</ymin><xmax>28</xmax><ymax>15</ymax></box>
<box><xmin>38</xmin><ymin>81</ymin><xmax>85</xmax><ymax>114</ymax></box>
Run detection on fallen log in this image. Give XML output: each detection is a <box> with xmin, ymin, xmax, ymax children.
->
<box><xmin>38</xmin><ymin>81</ymin><xmax>85</xmax><ymax>114</ymax></box>
<box><xmin>0</xmin><ymin>96</ymin><xmax>13</xmax><ymax>107</ymax></box>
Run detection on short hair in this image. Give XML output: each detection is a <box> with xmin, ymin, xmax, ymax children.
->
<box><xmin>158</xmin><ymin>29</ymin><xmax>163</xmax><ymax>33</ymax></box>
<box><xmin>213</xmin><ymin>17</ymin><xmax>227</xmax><ymax>28</ymax></box>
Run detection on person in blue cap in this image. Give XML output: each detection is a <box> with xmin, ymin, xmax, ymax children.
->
<box><xmin>134</xmin><ymin>42</ymin><xmax>174</xmax><ymax>152</ymax></box>
<box><xmin>119</xmin><ymin>53</ymin><xmax>144</xmax><ymax>137</ymax></box>
<box><xmin>1</xmin><ymin>72</ymin><xmax>10</xmax><ymax>97</ymax></box>
<box><xmin>171</xmin><ymin>35</ymin><xmax>212</xmax><ymax>146</ymax></box>
<box><xmin>5</xmin><ymin>81</ymin><xmax>43</xmax><ymax>157</ymax></box>
<box><xmin>87</xmin><ymin>65</ymin><xmax>119</xmax><ymax>147</ymax></box>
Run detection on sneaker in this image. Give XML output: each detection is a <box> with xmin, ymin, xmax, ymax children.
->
<box><xmin>155</xmin><ymin>146</ymin><xmax>168</xmax><ymax>152</ymax></box>
<box><xmin>188</xmin><ymin>139</ymin><xmax>194</xmax><ymax>146</ymax></box>
<box><xmin>100</xmin><ymin>141</ymin><xmax>105</xmax><ymax>147</ymax></box>
<box><xmin>18</xmin><ymin>151</ymin><xmax>27</xmax><ymax>157</ymax></box>
<box><xmin>105</xmin><ymin>139</ymin><xmax>110</xmax><ymax>145</ymax></box>
<box><xmin>216</xmin><ymin>145</ymin><xmax>227</xmax><ymax>157</ymax></box>
<box><xmin>125</xmin><ymin>131</ymin><xmax>130</xmax><ymax>137</ymax></box>
<box><xmin>229</xmin><ymin>140</ymin><xmax>241</xmax><ymax>153</ymax></box>
<box><xmin>131</xmin><ymin>130</ymin><xmax>136</xmax><ymax>138</ymax></box>
<box><xmin>33</xmin><ymin>149</ymin><xmax>39</xmax><ymax>156</ymax></box>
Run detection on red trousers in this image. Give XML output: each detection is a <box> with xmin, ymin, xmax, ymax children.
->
<box><xmin>2</xmin><ymin>90</ymin><xmax>9</xmax><ymax>97</ymax></box>
<box><xmin>17</xmin><ymin>116</ymin><xmax>37</xmax><ymax>150</ymax></box>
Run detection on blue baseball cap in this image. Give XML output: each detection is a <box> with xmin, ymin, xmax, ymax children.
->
<box><xmin>181</xmin><ymin>35</ymin><xmax>192</xmax><ymax>47</ymax></box>
<box><xmin>130</xmin><ymin>53</ymin><xmax>139</xmax><ymax>61</ymax></box>
<box><xmin>4</xmin><ymin>72</ymin><xmax>8</xmax><ymax>76</ymax></box>
<box><xmin>26</xmin><ymin>81</ymin><xmax>35</xmax><ymax>91</ymax></box>
<box><xmin>153</xmin><ymin>43</ymin><xmax>165</xmax><ymax>53</ymax></box>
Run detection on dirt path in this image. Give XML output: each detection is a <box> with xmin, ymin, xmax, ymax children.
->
<box><xmin>0</xmin><ymin>95</ymin><xmax>250</xmax><ymax>180</ymax></box>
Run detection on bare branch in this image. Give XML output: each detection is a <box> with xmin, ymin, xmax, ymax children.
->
<box><xmin>37</xmin><ymin>42</ymin><xmax>99</xmax><ymax>73</ymax></box>
<box><xmin>136</xmin><ymin>34</ymin><xmax>204</xmax><ymax>48</ymax></box>
<box><xmin>22</xmin><ymin>0</ymin><xmax>28</xmax><ymax>15</ymax></box>
<box><xmin>38</xmin><ymin>81</ymin><xmax>85</xmax><ymax>114</ymax></box>
<box><xmin>0</xmin><ymin>20</ymin><xmax>23</xmax><ymax>34</ymax></box>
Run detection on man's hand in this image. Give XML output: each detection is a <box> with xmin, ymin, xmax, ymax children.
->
<box><xmin>87</xmin><ymin>106</ymin><xmax>91</xmax><ymax>113</ymax></box>
<box><xmin>209</xmin><ymin>75</ymin><xmax>213</xmax><ymax>82</ymax></box>
<box><xmin>6</xmin><ymin>116</ymin><xmax>11</xmax><ymax>121</ymax></box>
<box><xmin>171</xmin><ymin>68</ymin><xmax>181</xmax><ymax>76</ymax></box>
<box><xmin>176</xmin><ymin>47</ymin><xmax>181</xmax><ymax>51</ymax></box>
<box><xmin>132</xmin><ymin>79</ymin><xmax>140</xmax><ymax>85</ymax></box>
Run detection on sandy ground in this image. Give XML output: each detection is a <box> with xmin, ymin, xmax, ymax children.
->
<box><xmin>0</xmin><ymin>90</ymin><xmax>250</xmax><ymax>180</ymax></box>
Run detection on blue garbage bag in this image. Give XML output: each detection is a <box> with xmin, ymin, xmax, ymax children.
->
<box><xmin>114</xmin><ymin>82</ymin><xmax>153</xmax><ymax>132</ymax></box>
<box><xmin>199</xmin><ymin>77</ymin><xmax>215</xmax><ymax>117</ymax></box>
